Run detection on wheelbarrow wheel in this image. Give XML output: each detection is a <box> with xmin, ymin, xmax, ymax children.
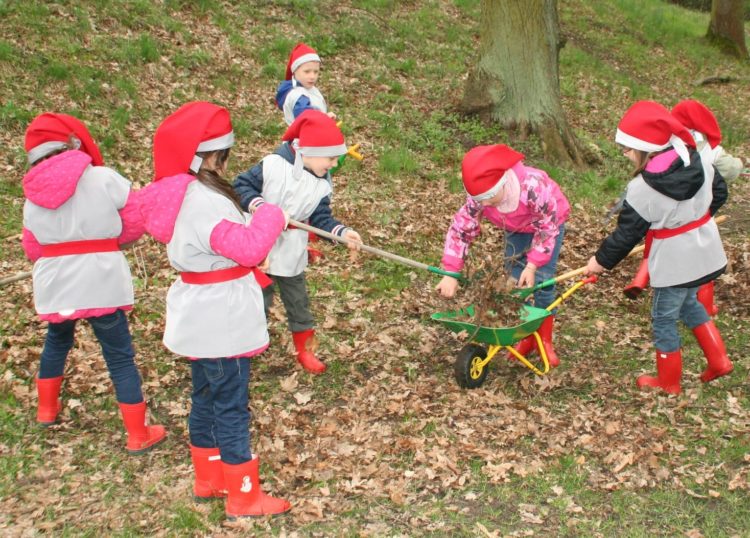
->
<box><xmin>454</xmin><ymin>344</ymin><xmax>489</xmax><ymax>389</ymax></box>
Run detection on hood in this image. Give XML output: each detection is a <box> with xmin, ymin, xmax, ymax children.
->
<box><xmin>641</xmin><ymin>150</ymin><xmax>705</xmax><ymax>201</ymax></box>
<box><xmin>22</xmin><ymin>150</ymin><xmax>91</xmax><ymax>209</ymax></box>
<box><xmin>137</xmin><ymin>173</ymin><xmax>196</xmax><ymax>244</ymax></box>
<box><xmin>275</xmin><ymin>79</ymin><xmax>295</xmax><ymax>110</ymax></box>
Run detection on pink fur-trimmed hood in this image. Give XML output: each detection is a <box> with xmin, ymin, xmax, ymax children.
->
<box><xmin>22</xmin><ymin>150</ymin><xmax>92</xmax><ymax>209</ymax></box>
<box><xmin>137</xmin><ymin>173</ymin><xmax>196</xmax><ymax>244</ymax></box>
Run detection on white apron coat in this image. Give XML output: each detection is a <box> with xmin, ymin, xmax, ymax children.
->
<box><xmin>626</xmin><ymin>157</ymin><xmax>727</xmax><ymax>288</ymax></box>
<box><xmin>260</xmin><ymin>154</ymin><xmax>332</xmax><ymax>277</ymax></box>
<box><xmin>282</xmin><ymin>85</ymin><xmax>327</xmax><ymax>125</ymax></box>
<box><xmin>23</xmin><ymin>165</ymin><xmax>134</xmax><ymax>315</ymax></box>
<box><xmin>164</xmin><ymin>182</ymin><xmax>268</xmax><ymax>358</ymax></box>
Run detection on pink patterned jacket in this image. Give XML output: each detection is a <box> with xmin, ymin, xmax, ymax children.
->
<box><xmin>441</xmin><ymin>162</ymin><xmax>570</xmax><ymax>272</ymax></box>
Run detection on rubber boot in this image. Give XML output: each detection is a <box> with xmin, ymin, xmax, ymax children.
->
<box><xmin>307</xmin><ymin>232</ymin><xmax>323</xmax><ymax>264</ymax></box>
<box><xmin>508</xmin><ymin>334</ymin><xmax>536</xmax><ymax>361</ymax></box>
<box><xmin>223</xmin><ymin>456</ymin><xmax>291</xmax><ymax>518</ymax></box>
<box><xmin>696</xmin><ymin>281</ymin><xmax>719</xmax><ymax>317</ymax></box>
<box><xmin>693</xmin><ymin>321</ymin><xmax>733</xmax><ymax>383</ymax></box>
<box><xmin>636</xmin><ymin>350</ymin><xmax>682</xmax><ymax>395</ymax></box>
<box><xmin>36</xmin><ymin>376</ymin><xmax>63</xmax><ymax>426</ymax></box>
<box><xmin>292</xmin><ymin>329</ymin><xmax>326</xmax><ymax>374</ymax></box>
<box><xmin>118</xmin><ymin>401</ymin><xmax>166</xmax><ymax>454</ymax></box>
<box><xmin>623</xmin><ymin>257</ymin><xmax>649</xmax><ymax>299</ymax></box>
<box><xmin>190</xmin><ymin>444</ymin><xmax>227</xmax><ymax>501</ymax></box>
<box><xmin>537</xmin><ymin>316</ymin><xmax>560</xmax><ymax>368</ymax></box>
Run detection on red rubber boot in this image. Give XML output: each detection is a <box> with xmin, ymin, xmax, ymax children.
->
<box><xmin>508</xmin><ymin>334</ymin><xmax>536</xmax><ymax>361</ymax></box>
<box><xmin>292</xmin><ymin>329</ymin><xmax>326</xmax><ymax>374</ymax></box>
<box><xmin>307</xmin><ymin>232</ymin><xmax>323</xmax><ymax>264</ymax></box>
<box><xmin>118</xmin><ymin>401</ymin><xmax>166</xmax><ymax>454</ymax></box>
<box><xmin>636</xmin><ymin>350</ymin><xmax>682</xmax><ymax>395</ymax></box>
<box><xmin>623</xmin><ymin>257</ymin><xmax>650</xmax><ymax>299</ymax></box>
<box><xmin>223</xmin><ymin>456</ymin><xmax>291</xmax><ymax>518</ymax></box>
<box><xmin>537</xmin><ymin>316</ymin><xmax>560</xmax><ymax>368</ymax></box>
<box><xmin>696</xmin><ymin>282</ymin><xmax>719</xmax><ymax>317</ymax></box>
<box><xmin>36</xmin><ymin>376</ymin><xmax>63</xmax><ymax>426</ymax></box>
<box><xmin>190</xmin><ymin>444</ymin><xmax>227</xmax><ymax>501</ymax></box>
<box><xmin>693</xmin><ymin>321</ymin><xmax>732</xmax><ymax>383</ymax></box>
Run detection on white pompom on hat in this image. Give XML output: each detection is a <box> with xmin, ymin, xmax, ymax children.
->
<box><xmin>615</xmin><ymin>100</ymin><xmax>695</xmax><ymax>165</ymax></box>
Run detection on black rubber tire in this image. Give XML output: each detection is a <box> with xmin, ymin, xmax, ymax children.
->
<box><xmin>454</xmin><ymin>343</ymin><xmax>489</xmax><ymax>389</ymax></box>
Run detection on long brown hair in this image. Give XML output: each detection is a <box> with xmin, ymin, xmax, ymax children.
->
<box><xmin>193</xmin><ymin>148</ymin><xmax>243</xmax><ymax>214</ymax></box>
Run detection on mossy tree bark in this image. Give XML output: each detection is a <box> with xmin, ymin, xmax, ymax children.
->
<box><xmin>459</xmin><ymin>0</ymin><xmax>588</xmax><ymax>167</ymax></box>
<box><xmin>707</xmin><ymin>0</ymin><xmax>748</xmax><ymax>58</ymax></box>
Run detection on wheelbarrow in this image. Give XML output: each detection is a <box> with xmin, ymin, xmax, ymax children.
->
<box><xmin>431</xmin><ymin>276</ymin><xmax>597</xmax><ymax>389</ymax></box>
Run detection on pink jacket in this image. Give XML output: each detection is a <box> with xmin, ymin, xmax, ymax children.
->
<box><xmin>442</xmin><ymin>162</ymin><xmax>570</xmax><ymax>272</ymax></box>
<box><xmin>22</xmin><ymin>150</ymin><xmax>143</xmax><ymax>322</ymax></box>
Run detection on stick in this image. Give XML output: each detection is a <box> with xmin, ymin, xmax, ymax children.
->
<box><xmin>288</xmin><ymin>219</ymin><xmax>463</xmax><ymax>279</ymax></box>
<box><xmin>0</xmin><ymin>271</ymin><xmax>31</xmax><ymax>287</ymax></box>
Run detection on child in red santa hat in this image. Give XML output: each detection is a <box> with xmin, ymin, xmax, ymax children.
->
<box><xmin>275</xmin><ymin>42</ymin><xmax>336</xmax><ymax>126</ymax></box>
<box><xmin>585</xmin><ymin>100</ymin><xmax>732</xmax><ymax>394</ymax></box>
<box><xmin>233</xmin><ymin>110</ymin><xmax>362</xmax><ymax>375</ymax></box>
<box><xmin>139</xmin><ymin>101</ymin><xmax>290</xmax><ymax>517</ymax></box>
<box><xmin>436</xmin><ymin>144</ymin><xmax>570</xmax><ymax>367</ymax></box>
<box><xmin>671</xmin><ymin>99</ymin><xmax>742</xmax><ymax>316</ymax></box>
<box><xmin>21</xmin><ymin>112</ymin><xmax>165</xmax><ymax>454</ymax></box>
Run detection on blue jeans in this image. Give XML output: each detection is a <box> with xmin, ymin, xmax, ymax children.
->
<box><xmin>652</xmin><ymin>286</ymin><xmax>710</xmax><ymax>352</ymax></box>
<box><xmin>189</xmin><ymin>357</ymin><xmax>252</xmax><ymax>465</ymax></box>
<box><xmin>504</xmin><ymin>224</ymin><xmax>566</xmax><ymax>310</ymax></box>
<box><xmin>38</xmin><ymin>310</ymin><xmax>143</xmax><ymax>404</ymax></box>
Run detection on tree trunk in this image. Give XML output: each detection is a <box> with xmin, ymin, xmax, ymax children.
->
<box><xmin>460</xmin><ymin>0</ymin><xmax>588</xmax><ymax>167</ymax></box>
<box><xmin>707</xmin><ymin>0</ymin><xmax>748</xmax><ymax>57</ymax></box>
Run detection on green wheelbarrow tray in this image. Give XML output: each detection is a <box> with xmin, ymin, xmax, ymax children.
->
<box><xmin>430</xmin><ymin>303</ymin><xmax>550</xmax><ymax>346</ymax></box>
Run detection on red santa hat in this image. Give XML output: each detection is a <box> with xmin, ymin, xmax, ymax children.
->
<box><xmin>461</xmin><ymin>144</ymin><xmax>525</xmax><ymax>201</ymax></box>
<box><xmin>615</xmin><ymin>100</ymin><xmax>695</xmax><ymax>166</ymax></box>
<box><xmin>671</xmin><ymin>99</ymin><xmax>722</xmax><ymax>149</ymax></box>
<box><xmin>282</xmin><ymin>110</ymin><xmax>346</xmax><ymax>177</ymax></box>
<box><xmin>25</xmin><ymin>112</ymin><xmax>103</xmax><ymax>166</ymax></box>
<box><xmin>285</xmin><ymin>42</ymin><xmax>321</xmax><ymax>81</ymax></box>
<box><xmin>153</xmin><ymin>101</ymin><xmax>234</xmax><ymax>181</ymax></box>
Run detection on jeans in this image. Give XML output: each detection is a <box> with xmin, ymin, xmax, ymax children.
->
<box><xmin>651</xmin><ymin>286</ymin><xmax>710</xmax><ymax>352</ymax></box>
<box><xmin>189</xmin><ymin>357</ymin><xmax>252</xmax><ymax>465</ymax></box>
<box><xmin>504</xmin><ymin>224</ymin><xmax>566</xmax><ymax>310</ymax></box>
<box><xmin>38</xmin><ymin>310</ymin><xmax>143</xmax><ymax>404</ymax></box>
<box><xmin>263</xmin><ymin>272</ymin><xmax>314</xmax><ymax>333</ymax></box>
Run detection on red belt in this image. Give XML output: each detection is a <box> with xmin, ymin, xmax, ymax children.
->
<box><xmin>180</xmin><ymin>265</ymin><xmax>272</xmax><ymax>288</ymax></box>
<box><xmin>644</xmin><ymin>211</ymin><xmax>711</xmax><ymax>257</ymax></box>
<box><xmin>40</xmin><ymin>238</ymin><xmax>120</xmax><ymax>257</ymax></box>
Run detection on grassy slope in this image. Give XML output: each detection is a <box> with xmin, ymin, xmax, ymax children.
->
<box><xmin>1</xmin><ymin>0</ymin><xmax>749</xmax><ymax>536</ymax></box>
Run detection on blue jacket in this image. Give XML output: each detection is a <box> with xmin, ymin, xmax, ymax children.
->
<box><xmin>233</xmin><ymin>142</ymin><xmax>346</xmax><ymax>238</ymax></box>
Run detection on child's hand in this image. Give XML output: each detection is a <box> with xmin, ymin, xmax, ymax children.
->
<box><xmin>343</xmin><ymin>230</ymin><xmax>361</xmax><ymax>250</ymax></box>
<box><xmin>258</xmin><ymin>257</ymin><xmax>270</xmax><ymax>272</ymax></box>
<box><xmin>282</xmin><ymin>209</ymin><xmax>290</xmax><ymax>230</ymax></box>
<box><xmin>584</xmin><ymin>256</ymin><xmax>605</xmax><ymax>275</ymax></box>
<box><xmin>518</xmin><ymin>263</ymin><xmax>537</xmax><ymax>289</ymax></box>
<box><xmin>327</xmin><ymin>111</ymin><xmax>337</xmax><ymax>120</ymax></box>
<box><xmin>436</xmin><ymin>276</ymin><xmax>459</xmax><ymax>298</ymax></box>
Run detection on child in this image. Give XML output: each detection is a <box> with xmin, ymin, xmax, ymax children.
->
<box><xmin>138</xmin><ymin>101</ymin><xmax>290</xmax><ymax>517</ymax></box>
<box><xmin>21</xmin><ymin>112</ymin><xmax>165</xmax><ymax>454</ymax></box>
<box><xmin>233</xmin><ymin>110</ymin><xmax>361</xmax><ymax>375</ymax></box>
<box><xmin>436</xmin><ymin>144</ymin><xmax>570</xmax><ymax>367</ymax></box>
<box><xmin>584</xmin><ymin>100</ymin><xmax>732</xmax><ymax>394</ymax></box>
<box><xmin>275</xmin><ymin>42</ymin><xmax>336</xmax><ymax>126</ymax></box>
<box><xmin>672</xmin><ymin>99</ymin><xmax>742</xmax><ymax>316</ymax></box>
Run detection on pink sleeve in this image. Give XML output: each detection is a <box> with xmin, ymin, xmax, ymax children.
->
<box><xmin>117</xmin><ymin>189</ymin><xmax>146</xmax><ymax>245</ymax></box>
<box><xmin>524</xmin><ymin>175</ymin><xmax>564</xmax><ymax>268</ymax></box>
<box><xmin>22</xmin><ymin>227</ymin><xmax>42</xmax><ymax>262</ymax></box>
<box><xmin>440</xmin><ymin>196</ymin><xmax>484</xmax><ymax>272</ymax></box>
<box><xmin>209</xmin><ymin>203</ymin><xmax>286</xmax><ymax>267</ymax></box>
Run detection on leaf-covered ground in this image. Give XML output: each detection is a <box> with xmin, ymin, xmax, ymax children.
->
<box><xmin>1</xmin><ymin>1</ymin><xmax>749</xmax><ymax>536</ymax></box>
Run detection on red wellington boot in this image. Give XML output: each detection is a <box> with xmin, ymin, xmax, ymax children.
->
<box><xmin>693</xmin><ymin>321</ymin><xmax>733</xmax><ymax>383</ymax></box>
<box><xmin>118</xmin><ymin>401</ymin><xmax>166</xmax><ymax>454</ymax></box>
<box><xmin>292</xmin><ymin>329</ymin><xmax>326</xmax><ymax>374</ymax></box>
<box><xmin>623</xmin><ymin>257</ymin><xmax>650</xmax><ymax>299</ymax></box>
<box><xmin>508</xmin><ymin>334</ymin><xmax>536</xmax><ymax>361</ymax></box>
<box><xmin>537</xmin><ymin>316</ymin><xmax>560</xmax><ymax>368</ymax></box>
<box><xmin>223</xmin><ymin>456</ymin><xmax>291</xmax><ymax>518</ymax></box>
<box><xmin>36</xmin><ymin>376</ymin><xmax>63</xmax><ymax>426</ymax></box>
<box><xmin>190</xmin><ymin>444</ymin><xmax>227</xmax><ymax>501</ymax></box>
<box><xmin>636</xmin><ymin>350</ymin><xmax>682</xmax><ymax>395</ymax></box>
<box><xmin>696</xmin><ymin>281</ymin><xmax>719</xmax><ymax>317</ymax></box>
